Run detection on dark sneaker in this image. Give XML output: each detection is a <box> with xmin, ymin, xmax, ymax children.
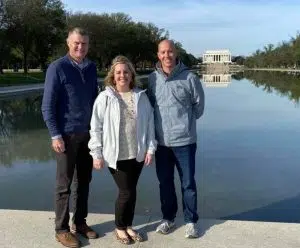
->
<box><xmin>55</xmin><ymin>232</ymin><xmax>80</xmax><ymax>248</ymax></box>
<box><xmin>71</xmin><ymin>223</ymin><xmax>98</xmax><ymax>239</ymax></box>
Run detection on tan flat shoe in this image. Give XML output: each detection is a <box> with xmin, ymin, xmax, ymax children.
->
<box><xmin>114</xmin><ymin>230</ymin><xmax>131</xmax><ymax>245</ymax></box>
<box><xmin>126</xmin><ymin>230</ymin><xmax>144</xmax><ymax>242</ymax></box>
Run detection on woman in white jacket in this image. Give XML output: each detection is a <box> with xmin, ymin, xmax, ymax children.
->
<box><xmin>88</xmin><ymin>55</ymin><xmax>157</xmax><ymax>244</ymax></box>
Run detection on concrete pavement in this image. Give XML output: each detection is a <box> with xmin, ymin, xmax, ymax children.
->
<box><xmin>1</xmin><ymin>209</ymin><xmax>300</xmax><ymax>248</ymax></box>
<box><xmin>0</xmin><ymin>84</ymin><xmax>44</xmax><ymax>98</ymax></box>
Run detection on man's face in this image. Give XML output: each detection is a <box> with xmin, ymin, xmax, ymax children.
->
<box><xmin>157</xmin><ymin>41</ymin><xmax>177</xmax><ymax>70</ymax></box>
<box><xmin>67</xmin><ymin>33</ymin><xmax>89</xmax><ymax>62</ymax></box>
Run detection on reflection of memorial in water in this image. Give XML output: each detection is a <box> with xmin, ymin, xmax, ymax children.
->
<box><xmin>202</xmin><ymin>74</ymin><xmax>232</xmax><ymax>87</ymax></box>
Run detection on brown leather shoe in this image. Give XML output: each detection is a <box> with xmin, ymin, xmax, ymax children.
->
<box><xmin>55</xmin><ymin>232</ymin><xmax>80</xmax><ymax>248</ymax></box>
<box><xmin>71</xmin><ymin>223</ymin><xmax>98</xmax><ymax>239</ymax></box>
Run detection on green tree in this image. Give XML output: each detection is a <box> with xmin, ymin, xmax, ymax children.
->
<box><xmin>232</xmin><ymin>56</ymin><xmax>245</xmax><ymax>65</ymax></box>
<box><xmin>0</xmin><ymin>0</ymin><xmax>10</xmax><ymax>73</ymax></box>
<box><xmin>66</xmin><ymin>12</ymin><xmax>168</xmax><ymax>69</ymax></box>
<box><xmin>4</xmin><ymin>0</ymin><xmax>66</xmax><ymax>73</ymax></box>
<box><xmin>175</xmin><ymin>41</ymin><xmax>197</xmax><ymax>67</ymax></box>
<box><xmin>244</xmin><ymin>33</ymin><xmax>300</xmax><ymax>68</ymax></box>
<box><xmin>31</xmin><ymin>0</ymin><xmax>66</xmax><ymax>71</ymax></box>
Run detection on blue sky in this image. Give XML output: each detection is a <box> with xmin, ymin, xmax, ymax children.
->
<box><xmin>62</xmin><ymin>0</ymin><xmax>300</xmax><ymax>57</ymax></box>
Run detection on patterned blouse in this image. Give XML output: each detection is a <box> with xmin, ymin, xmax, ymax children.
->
<box><xmin>117</xmin><ymin>91</ymin><xmax>137</xmax><ymax>161</ymax></box>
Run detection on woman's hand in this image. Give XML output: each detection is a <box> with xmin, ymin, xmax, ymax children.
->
<box><xmin>93</xmin><ymin>159</ymin><xmax>104</xmax><ymax>170</ymax></box>
<box><xmin>144</xmin><ymin>153</ymin><xmax>153</xmax><ymax>166</ymax></box>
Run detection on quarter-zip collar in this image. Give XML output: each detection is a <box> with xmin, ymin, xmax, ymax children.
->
<box><xmin>66</xmin><ymin>53</ymin><xmax>90</xmax><ymax>69</ymax></box>
<box><xmin>65</xmin><ymin>54</ymin><xmax>90</xmax><ymax>84</ymax></box>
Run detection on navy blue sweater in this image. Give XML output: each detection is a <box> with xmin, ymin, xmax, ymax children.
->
<box><xmin>41</xmin><ymin>55</ymin><xmax>98</xmax><ymax>137</ymax></box>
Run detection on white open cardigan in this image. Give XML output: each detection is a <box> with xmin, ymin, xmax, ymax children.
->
<box><xmin>88</xmin><ymin>86</ymin><xmax>157</xmax><ymax>169</ymax></box>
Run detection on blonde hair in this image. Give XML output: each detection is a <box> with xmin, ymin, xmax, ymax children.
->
<box><xmin>104</xmin><ymin>55</ymin><xmax>137</xmax><ymax>89</ymax></box>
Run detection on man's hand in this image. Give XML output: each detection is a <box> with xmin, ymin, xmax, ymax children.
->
<box><xmin>93</xmin><ymin>159</ymin><xmax>105</xmax><ymax>170</ymax></box>
<box><xmin>144</xmin><ymin>153</ymin><xmax>153</xmax><ymax>166</ymax></box>
<box><xmin>52</xmin><ymin>138</ymin><xmax>65</xmax><ymax>153</ymax></box>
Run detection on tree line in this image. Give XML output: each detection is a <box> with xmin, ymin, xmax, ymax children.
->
<box><xmin>0</xmin><ymin>0</ymin><xmax>198</xmax><ymax>74</ymax></box>
<box><xmin>234</xmin><ymin>33</ymin><xmax>300</xmax><ymax>68</ymax></box>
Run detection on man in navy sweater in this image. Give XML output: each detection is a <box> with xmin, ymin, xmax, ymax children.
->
<box><xmin>42</xmin><ymin>27</ymin><xmax>98</xmax><ymax>248</ymax></box>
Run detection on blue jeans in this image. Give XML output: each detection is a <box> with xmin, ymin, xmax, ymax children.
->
<box><xmin>155</xmin><ymin>143</ymin><xmax>198</xmax><ymax>223</ymax></box>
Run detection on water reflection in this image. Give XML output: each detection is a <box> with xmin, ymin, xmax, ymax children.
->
<box><xmin>235</xmin><ymin>70</ymin><xmax>300</xmax><ymax>104</ymax></box>
<box><xmin>202</xmin><ymin>74</ymin><xmax>232</xmax><ymax>87</ymax></box>
<box><xmin>2</xmin><ymin>72</ymin><xmax>300</xmax><ymax>223</ymax></box>
<box><xmin>200</xmin><ymin>70</ymin><xmax>300</xmax><ymax>223</ymax></box>
<box><xmin>0</xmin><ymin>94</ymin><xmax>52</xmax><ymax>166</ymax></box>
<box><xmin>201</xmin><ymin>70</ymin><xmax>300</xmax><ymax>105</ymax></box>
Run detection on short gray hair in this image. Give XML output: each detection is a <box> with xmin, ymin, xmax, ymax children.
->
<box><xmin>68</xmin><ymin>27</ymin><xmax>89</xmax><ymax>38</ymax></box>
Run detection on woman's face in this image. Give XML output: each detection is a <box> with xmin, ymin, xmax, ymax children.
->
<box><xmin>114</xmin><ymin>63</ymin><xmax>132</xmax><ymax>91</ymax></box>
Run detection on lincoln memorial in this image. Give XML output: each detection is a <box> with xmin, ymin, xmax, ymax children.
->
<box><xmin>203</xmin><ymin>50</ymin><xmax>232</xmax><ymax>64</ymax></box>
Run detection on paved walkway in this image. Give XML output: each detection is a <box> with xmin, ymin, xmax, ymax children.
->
<box><xmin>244</xmin><ymin>68</ymin><xmax>300</xmax><ymax>72</ymax></box>
<box><xmin>0</xmin><ymin>84</ymin><xmax>44</xmax><ymax>96</ymax></box>
<box><xmin>0</xmin><ymin>75</ymin><xmax>148</xmax><ymax>98</ymax></box>
<box><xmin>1</xmin><ymin>209</ymin><xmax>300</xmax><ymax>248</ymax></box>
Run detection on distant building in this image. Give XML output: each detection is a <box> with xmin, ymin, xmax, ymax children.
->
<box><xmin>203</xmin><ymin>50</ymin><xmax>231</xmax><ymax>64</ymax></box>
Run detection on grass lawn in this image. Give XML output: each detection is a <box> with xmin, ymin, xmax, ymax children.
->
<box><xmin>0</xmin><ymin>72</ymin><xmax>45</xmax><ymax>86</ymax></box>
